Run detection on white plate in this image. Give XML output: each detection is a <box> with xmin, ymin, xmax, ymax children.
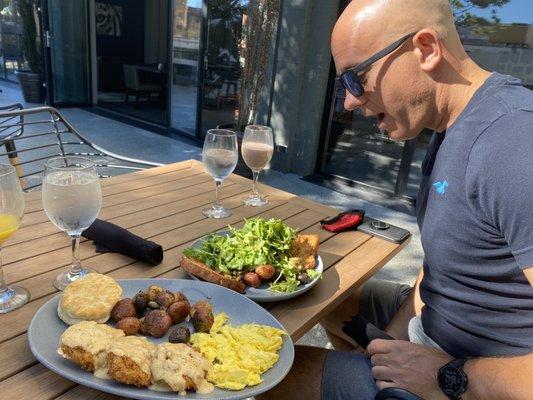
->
<box><xmin>28</xmin><ymin>279</ymin><xmax>294</xmax><ymax>400</ymax></box>
<box><xmin>186</xmin><ymin>231</ymin><xmax>322</xmax><ymax>302</ymax></box>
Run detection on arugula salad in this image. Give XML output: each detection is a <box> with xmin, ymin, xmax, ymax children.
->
<box><xmin>183</xmin><ymin>218</ymin><xmax>321</xmax><ymax>293</ymax></box>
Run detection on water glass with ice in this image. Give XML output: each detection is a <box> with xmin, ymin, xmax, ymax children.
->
<box><xmin>42</xmin><ymin>156</ymin><xmax>102</xmax><ymax>290</ymax></box>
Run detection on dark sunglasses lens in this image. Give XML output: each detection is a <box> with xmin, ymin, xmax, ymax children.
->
<box><xmin>341</xmin><ymin>72</ymin><xmax>364</xmax><ymax>97</ymax></box>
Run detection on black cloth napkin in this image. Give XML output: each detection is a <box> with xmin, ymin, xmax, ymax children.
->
<box><xmin>342</xmin><ymin>314</ymin><xmax>393</xmax><ymax>349</ymax></box>
<box><xmin>82</xmin><ymin>219</ymin><xmax>163</xmax><ymax>265</ymax></box>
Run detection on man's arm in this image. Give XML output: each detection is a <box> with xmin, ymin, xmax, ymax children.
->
<box><xmin>385</xmin><ymin>268</ymin><xmax>425</xmax><ymax>340</ymax></box>
<box><xmin>463</xmin><ymin>353</ymin><xmax>533</xmax><ymax>400</ymax></box>
<box><xmin>368</xmin><ymin>340</ymin><xmax>533</xmax><ymax>400</ymax></box>
<box><xmin>524</xmin><ymin>266</ymin><xmax>533</xmax><ymax>286</ymax></box>
<box><xmin>461</xmin><ymin>266</ymin><xmax>533</xmax><ymax>399</ymax></box>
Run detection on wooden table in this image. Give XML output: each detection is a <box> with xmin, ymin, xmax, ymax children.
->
<box><xmin>0</xmin><ymin>159</ymin><xmax>409</xmax><ymax>399</ymax></box>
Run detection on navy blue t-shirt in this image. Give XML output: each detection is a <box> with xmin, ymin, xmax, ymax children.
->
<box><xmin>417</xmin><ymin>73</ymin><xmax>533</xmax><ymax>358</ymax></box>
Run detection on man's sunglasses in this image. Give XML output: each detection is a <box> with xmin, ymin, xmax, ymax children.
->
<box><xmin>339</xmin><ymin>31</ymin><xmax>417</xmax><ymax>98</ymax></box>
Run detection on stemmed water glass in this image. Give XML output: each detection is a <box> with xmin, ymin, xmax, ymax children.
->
<box><xmin>0</xmin><ymin>164</ymin><xmax>29</xmax><ymax>313</ymax></box>
<box><xmin>202</xmin><ymin>129</ymin><xmax>238</xmax><ymax>218</ymax></box>
<box><xmin>241</xmin><ymin>125</ymin><xmax>274</xmax><ymax>206</ymax></box>
<box><xmin>42</xmin><ymin>156</ymin><xmax>102</xmax><ymax>291</ymax></box>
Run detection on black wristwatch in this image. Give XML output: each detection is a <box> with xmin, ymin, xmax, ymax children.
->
<box><xmin>438</xmin><ymin>358</ymin><xmax>468</xmax><ymax>400</ymax></box>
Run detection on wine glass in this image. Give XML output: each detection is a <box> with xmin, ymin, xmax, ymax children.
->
<box><xmin>0</xmin><ymin>164</ymin><xmax>29</xmax><ymax>313</ymax></box>
<box><xmin>241</xmin><ymin>125</ymin><xmax>274</xmax><ymax>206</ymax></box>
<box><xmin>42</xmin><ymin>156</ymin><xmax>102</xmax><ymax>291</ymax></box>
<box><xmin>202</xmin><ymin>129</ymin><xmax>238</xmax><ymax>218</ymax></box>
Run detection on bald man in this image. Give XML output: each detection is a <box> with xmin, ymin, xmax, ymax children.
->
<box><xmin>258</xmin><ymin>0</ymin><xmax>533</xmax><ymax>399</ymax></box>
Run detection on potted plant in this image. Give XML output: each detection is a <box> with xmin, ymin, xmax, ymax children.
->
<box><xmin>15</xmin><ymin>0</ymin><xmax>43</xmax><ymax>103</ymax></box>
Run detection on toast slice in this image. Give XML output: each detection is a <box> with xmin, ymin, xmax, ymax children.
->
<box><xmin>289</xmin><ymin>234</ymin><xmax>319</xmax><ymax>269</ymax></box>
<box><xmin>180</xmin><ymin>256</ymin><xmax>246</xmax><ymax>294</ymax></box>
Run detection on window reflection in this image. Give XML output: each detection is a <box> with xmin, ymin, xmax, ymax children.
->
<box><xmin>322</xmin><ymin>81</ymin><xmax>405</xmax><ymax>195</ymax></box>
<box><xmin>171</xmin><ymin>0</ymin><xmax>202</xmax><ymax>134</ymax></box>
<box><xmin>201</xmin><ymin>0</ymin><xmax>248</xmax><ymax>137</ymax></box>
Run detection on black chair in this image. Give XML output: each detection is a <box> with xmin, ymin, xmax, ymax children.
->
<box><xmin>0</xmin><ymin>106</ymin><xmax>163</xmax><ymax>191</ymax></box>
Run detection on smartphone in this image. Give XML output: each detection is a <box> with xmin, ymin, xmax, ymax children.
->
<box><xmin>358</xmin><ymin>217</ymin><xmax>411</xmax><ymax>244</ymax></box>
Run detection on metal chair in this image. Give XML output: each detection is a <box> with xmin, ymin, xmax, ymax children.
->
<box><xmin>0</xmin><ymin>103</ymin><xmax>26</xmax><ymax>184</ymax></box>
<box><xmin>0</xmin><ymin>106</ymin><xmax>163</xmax><ymax>191</ymax></box>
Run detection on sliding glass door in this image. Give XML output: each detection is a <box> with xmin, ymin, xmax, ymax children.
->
<box><xmin>42</xmin><ymin>0</ymin><xmax>91</xmax><ymax>105</ymax></box>
<box><xmin>169</xmin><ymin>0</ymin><xmax>249</xmax><ymax>138</ymax></box>
<box><xmin>170</xmin><ymin>0</ymin><xmax>202</xmax><ymax>135</ymax></box>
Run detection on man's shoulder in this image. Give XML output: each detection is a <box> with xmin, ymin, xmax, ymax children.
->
<box><xmin>486</xmin><ymin>82</ymin><xmax>533</xmax><ymax>115</ymax></box>
<box><xmin>464</xmin><ymin>74</ymin><xmax>533</xmax><ymax>159</ymax></box>
<box><xmin>456</xmin><ymin>73</ymin><xmax>533</xmax><ymax>134</ymax></box>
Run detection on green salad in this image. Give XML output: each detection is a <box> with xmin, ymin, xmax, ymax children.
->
<box><xmin>183</xmin><ymin>218</ymin><xmax>321</xmax><ymax>293</ymax></box>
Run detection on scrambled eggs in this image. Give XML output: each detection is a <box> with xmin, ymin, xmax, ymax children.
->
<box><xmin>190</xmin><ymin>313</ymin><xmax>286</xmax><ymax>390</ymax></box>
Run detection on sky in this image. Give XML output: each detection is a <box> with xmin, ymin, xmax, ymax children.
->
<box><xmin>187</xmin><ymin>0</ymin><xmax>202</xmax><ymax>8</ymax></box>
<box><xmin>183</xmin><ymin>0</ymin><xmax>531</xmax><ymax>25</ymax></box>
<box><xmin>460</xmin><ymin>0</ymin><xmax>532</xmax><ymax>24</ymax></box>
<box><xmin>184</xmin><ymin>1</ymin><xmax>531</xmax><ymax>24</ymax></box>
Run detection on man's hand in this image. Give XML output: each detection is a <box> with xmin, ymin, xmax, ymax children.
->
<box><xmin>367</xmin><ymin>339</ymin><xmax>453</xmax><ymax>399</ymax></box>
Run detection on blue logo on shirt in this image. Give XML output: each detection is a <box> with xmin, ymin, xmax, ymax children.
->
<box><xmin>433</xmin><ymin>180</ymin><xmax>448</xmax><ymax>195</ymax></box>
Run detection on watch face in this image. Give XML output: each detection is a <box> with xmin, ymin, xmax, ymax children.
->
<box><xmin>438</xmin><ymin>367</ymin><xmax>465</xmax><ymax>394</ymax></box>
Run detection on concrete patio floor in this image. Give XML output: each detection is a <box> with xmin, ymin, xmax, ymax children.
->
<box><xmin>0</xmin><ymin>80</ymin><xmax>422</xmax><ymax>349</ymax></box>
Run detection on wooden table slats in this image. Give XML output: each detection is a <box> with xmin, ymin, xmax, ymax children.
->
<box><xmin>0</xmin><ymin>159</ymin><xmax>408</xmax><ymax>400</ymax></box>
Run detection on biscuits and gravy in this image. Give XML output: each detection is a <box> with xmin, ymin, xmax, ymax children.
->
<box><xmin>107</xmin><ymin>336</ymin><xmax>156</xmax><ymax>387</ymax></box>
<box><xmin>150</xmin><ymin>343</ymin><xmax>214</xmax><ymax>394</ymax></box>
<box><xmin>57</xmin><ymin>320</ymin><xmax>124</xmax><ymax>375</ymax></box>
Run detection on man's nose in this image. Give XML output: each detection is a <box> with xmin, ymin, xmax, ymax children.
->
<box><xmin>344</xmin><ymin>91</ymin><xmax>367</xmax><ymax>111</ymax></box>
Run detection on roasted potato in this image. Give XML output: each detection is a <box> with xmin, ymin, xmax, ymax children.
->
<box><xmin>191</xmin><ymin>307</ymin><xmax>214</xmax><ymax>333</ymax></box>
<box><xmin>189</xmin><ymin>300</ymin><xmax>212</xmax><ymax>318</ymax></box>
<box><xmin>174</xmin><ymin>291</ymin><xmax>189</xmax><ymax>303</ymax></box>
<box><xmin>142</xmin><ymin>309</ymin><xmax>172</xmax><ymax>338</ymax></box>
<box><xmin>155</xmin><ymin>291</ymin><xmax>175</xmax><ymax>309</ymax></box>
<box><xmin>133</xmin><ymin>291</ymin><xmax>148</xmax><ymax>313</ymax></box>
<box><xmin>244</xmin><ymin>272</ymin><xmax>262</xmax><ymax>288</ymax></box>
<box><xmin>146</xmin><ymin>285</ymin><xmax>164</xmax><ymax>302</ymax></box>
<box><xmin>167</xmin><ymin>300</ymin><xmax>190</xmax><ymax>324</ymax></box>
<box><xmin>168</xmin><ymin>326</ymin><xmax>191</xmax><ymax>343</ymax></box>
<box><xmin>111</xmin><ymin>298</ymin><xmax>137</xmax><ymax>322</ymax></box>
<box><xmin>255</xmin><ymin>264</ymin><xmax>276</xmax><ymax>280</ymax></box>
<box><xmin>139</xmin><ymin>317</ymin><xmax>149</xmax><ymax>335</ymax></box>
<box><xmin>116</xmin><ymin>317</ymin><xmax>141</xmax><ymax>336</ymax></box>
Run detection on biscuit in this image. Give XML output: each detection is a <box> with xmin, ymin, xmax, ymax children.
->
<box><xmin>150</xmin><ymin>343</ymin><xmax>214</xmax><ymax>394</ymax></box>
<box><xmin>107</xmin><ymin>336</ymin><xmax>156</xmax><ymax>387</ymax></box>
<box><xmin>57</xmin><ymin>321</ymin><xmax>124</xmax><ymax>373</ymax></box>
<box><xmin>58</xmin><ymin>273</ymin><xmax>122</xmax><ymax>325</ymax></box>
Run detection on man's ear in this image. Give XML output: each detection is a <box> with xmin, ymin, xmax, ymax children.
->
<box><xmin>412</xmin><ymin>29</ymin><xmax>443</xmax><ymax>72</ymax></box>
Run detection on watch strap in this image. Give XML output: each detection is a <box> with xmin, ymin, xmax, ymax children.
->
<box><xmin>447</xmin><ymin>358</ymin><xmax>467</xmax><ymax>369</ymax></box>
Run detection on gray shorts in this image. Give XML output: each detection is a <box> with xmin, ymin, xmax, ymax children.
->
<box><xmin>321</xmin><ymin>279</ymin><xmax>413</xmax><ymax>400</ymax></box>
<box><xmin>358</xmin><ymin>278</ymin><xmax>412</xmax><ymax>330</ymax></box>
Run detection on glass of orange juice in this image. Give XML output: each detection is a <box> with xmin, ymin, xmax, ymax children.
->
<box><xmin>0</xmin><ymin>164</ymin><xmax>29</xmax><ymax>313</ymax></box>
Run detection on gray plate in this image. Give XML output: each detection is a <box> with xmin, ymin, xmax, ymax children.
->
<box><xmin>28</xmin><ymin>279</ymin><xmax>294</xmax><ymax>400</ymax></box>
<box><xmin>187</xmin><ymin>231</ymin><xmax>323</xmax><ymax>302</ymax></box>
